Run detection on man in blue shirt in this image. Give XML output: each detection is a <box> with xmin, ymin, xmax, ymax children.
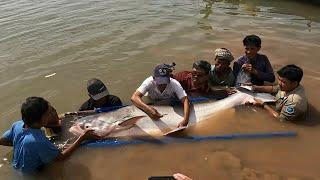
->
<box><xmin>0</xmin><ymin>97</ymin><xmax>100</xmax><ymax>173</ymax></box>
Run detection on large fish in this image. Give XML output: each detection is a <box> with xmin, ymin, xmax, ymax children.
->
<box><xmin>69</xmin><ymin>91</ymin><xmax>275</xmax><ymax>138</ymax></box>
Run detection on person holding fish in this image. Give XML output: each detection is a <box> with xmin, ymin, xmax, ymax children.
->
<box><xmin>247</xmin><ymin>64</ymin><xmax>308</xmax><ymax>121</ymax></box>
<box><xmin>0</xmin><ymin>97</ymin><xmax>101</xmax><ymax>173</ymax></box>
<box><xmin>233</xmin><ymin>34</ymin><xmax>275</xmax><ymax>86</ymax></box>
<box><xmin>131</xmin><ymin>64</ymin><xmax>190</xmax><ymax>127</ymax></box>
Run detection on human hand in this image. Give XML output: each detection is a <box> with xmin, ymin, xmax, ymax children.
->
<box><xmin>148</xmin><ymin>107</ymin><xmax>163</xmax><ymax>120</ymax></box>
<box><xmin>226</xmin><ymin>87</ymin><xmax>237</xmax><ymax>95</ymax></box>
<box><xmin>177</xmin><ymin>119</ymin><xmax>188</xmax><ymax>128</ymax></box>
<box><xmin>242</xmin><ymin>64</ymin><xmax>257</xmax><ymax>75</ymax></box>
<box><xmin>80</xmin><ymin>129</ymin><xmax>102</xmax><ymax>141</ymax></box>
<box><xmin>173</xmin><ymin>173</ymin><xmax>193</xmax><ymax>180</ymax></box>
<box><xmin>253</xmin><ymin>98</ymin><xmax>264</xmax><ymax>106</ymax></box>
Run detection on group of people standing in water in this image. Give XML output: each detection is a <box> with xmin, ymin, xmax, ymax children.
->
<box><xmin>0</xmin><ymin>34</ymin><xmax>308</xmax><ymax>173</ymax></box>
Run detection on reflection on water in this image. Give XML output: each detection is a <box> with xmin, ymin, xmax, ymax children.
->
<box><xmin>0</xmin><ymin>0</ymin><xmax>320</xmax><ymax>179</ymax></box>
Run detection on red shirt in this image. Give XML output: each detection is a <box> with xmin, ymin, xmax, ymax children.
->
<box><xmin>173</xmin><ymin>71</ymin><xmax>209</xmax><ymax>94</ymax></box>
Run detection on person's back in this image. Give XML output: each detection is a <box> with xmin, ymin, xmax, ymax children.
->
<box><xmin>0</xmin><ymin>97</ymin><xmax>101</xmax><ymax>173</ymax></box>
<box><xmin>4</xmin><ymin>121</ymin><xmax>59</xmax><ymax>172</ymax></box>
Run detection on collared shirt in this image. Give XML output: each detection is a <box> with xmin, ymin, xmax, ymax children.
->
<box><xmin>2</xmin><ymin>121</ymin><xmax>59</xmax><ymax>173</ymax></box>
<box><xmin>173</xmin><ymin>71</ymin><xmax>209</xmax><ymax>94</ymax></box>
<box><xmin>137</xmin><ymin>76</ymin><xmax>187</xmax><ymax>101</ymax></box>
<box><xmin>275</xmin><ymin>85</ymin><xmax>308</xmax><ymax>121</ymax></box>
<box><xmin>233</xmin><ymin>54</ymin><xmax>275</xmax><ymax>85</ymax></box>
<box><xmin>208</xmin><ymin>65</ymin><xmax>235</xmax><ymax>87</ymax></box>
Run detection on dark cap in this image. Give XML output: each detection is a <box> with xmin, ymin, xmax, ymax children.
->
<box><xmin>87</xmin><ymin>78</ymin><xmax>109</xmax><ymax>100</ymax></box>
<box><xmin>153</xmin><ymin>64</ymin><xmax>171</xmax><ymax>85</ymax></box>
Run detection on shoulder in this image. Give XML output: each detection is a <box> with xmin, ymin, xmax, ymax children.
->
<box><xmin>144</xmin><ymin>76</ymin><xmax>154</xmax><ymax>83</ymax></box>
<box><xmin>23</xmin><ymin>130</ymin><xmax>48</xmax><ymax>145</ymax></box>
<box><xmin>235</xmin><ymin>55</ymin><xmax>246</xmax><ymax>63</ymax></box>
<box><xmin>170</xmin><ymin>78</ymin><xmax>182</xmax><ymax>86</ymax></box>
<box><xmin>287</xmin><ymin>86</ymin><xmax>307</xmax><ymax>105</ymax></box>
<box><xmin>257</xmin><ymin>53</ymin><xmax>269</xmax><ymax>61</ymax></box>
<box><xmin>107</xmin><ymin>95</ymin><xmax>122</xmax><ymax>104</ymax></box>
<box><xmin>12</xmin><ymin>120</ymin><xmax>24</xmax><ymax>128</ymax></box>
<box><xmin>173</xmin><ymin>71</ymin><xmax>192</xmax><ymax>81</ymax></box>
<box><xmin>79</xmin><ymin>99</ymin><xmax>92</xmax><ymax>111</ymax></box>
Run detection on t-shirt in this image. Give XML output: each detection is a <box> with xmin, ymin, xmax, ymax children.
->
<box><xmin>173</xmin><ymin>71</ymin><xmax>209</xmax><ymax>94</ymax></box>
<box><xmin>233</xmin><ymin>54</ymin><xmax>275</xmax><ymax>85</ymax></box>
<box><xmin>79</xmin><ymin>95</ymin><xmax>122</xmax><ymax>111</ymax></box>
<box><xmin>137</xmin><ymin>76</ymin><xmax>187</xmax><ymax>101</ymax></box>
<box><xmin>2</xmin><ymin>121</ymin><xmax>60</xmax><ymax>173</ymax></box>
<box><xmin>208</xmin><ymin>65</ymin><xmax>235</xmax><ymax>87</ymax></box>
<box><xmin>275</xmin><ymin>85</ymin><xmax>308</xmax><ymax>121</ymax></box>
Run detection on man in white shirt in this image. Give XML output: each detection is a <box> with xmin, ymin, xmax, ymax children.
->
<box><xmin>131</xmin><ymin>64</ymin><xmax>190</xmax><ymax>127</ymax></box>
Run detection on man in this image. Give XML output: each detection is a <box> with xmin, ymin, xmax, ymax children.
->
<box><xmin>79</xmin><ymin>78</ymin><xmax>122</xmax><ymax>111</ymax></box>
<box><xmin>173</xmin><ymin>60</ymin><xmax>211</xmax><ymax>95</ymax></box>
<box><xmin>0</xmin><ymin>97</ymin><xmax>100</xmax><ymax>173</ymax></box>
<box><xmin>131</xmin><ymin>64</ymin><xmax>190</xmax><ymax>127</ymax></box>
<box><xmin>209</xmin><ymin>48</ymin><xmax>235</xmax><ymax>87</ymax></box>
<box><xmin>249</xmin><ymin>65</ymin><xmax>307</xmax><ymax>121</ymax></box>
<box><xmin>233</xmin><ymin>35</ymin><xmax>275</xmax><ymax>85</ymax></box>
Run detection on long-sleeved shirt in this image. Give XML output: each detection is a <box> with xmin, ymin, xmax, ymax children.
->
<box><xmin>233</xmin><ymin>54</ymin><xmax>275</xmax><ymax>85</ymax></box>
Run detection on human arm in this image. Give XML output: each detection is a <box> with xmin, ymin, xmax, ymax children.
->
<box><xmin>252</xmin><ymin>85</ymin><xmax>278</xmax><ymax>93</ymax></box>
<box><xmin>249</xmin><ymin>98</ymin><xmax>279</xmax><ymax>118</ymax></box>
<box><xmin>0</xmin><ymin>137</ymin><xmax>12</xmax><ymax>146</ymax></box>
<box><xmin>177</xmin><ymin>96</ymin><xmax>190</xmax><ymax>127</ymax></box>
<box><xmin>131</xmin><ymin>91</ymin><xmax>163</xmax><ymax>120</ymax></box>
<box><xmin>55</xmin><ymin>129</ymin><xmax>101</xmax><ymax>161</ymax></box>
<box><xmin>245</xmin><ymin>56</ymin><xmax>275</xmax><ymax>83</ymax></box>
<box><xmin>0</xmin><ymin>127</ymin><xmax>14</xmax><ymax>146</ymax></box>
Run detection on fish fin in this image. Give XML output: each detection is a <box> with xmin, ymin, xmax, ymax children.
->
<box><xmin>164</xmin><ymin>126</ymin><xmax>188</xmax><ymax>136</ymax></box>
<box><xmin>118</xmin><ymin>116</ymin><xmax>146</xmax><ymax>127</ymax></box>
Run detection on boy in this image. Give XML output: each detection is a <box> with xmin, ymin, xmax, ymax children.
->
<box><xmin>0</xmin><ymin>97</ymin><xmax>100</xmax><ymax>173</ymax></box>
<box><xmin>233</xmin><ymin>35</ymin><xmax>275</xmax><ymax>85</ymax></box>
<box><xmin>248</xmin><ymin>65</ymin><xmax>308</xmax><ymax>121</ymax></box>
<box><xmin>131</xmin><ymin>64</ymin><xmax>190</xmax><ymax>127</ymax></box>
<box><xmin>173</xmin><ymin>60</ymin><xmax>211</xmax><ymax>95</ymax></box>
<box><xmin>209</xmin><ymin>48</ymin><xmax>235</xmax><ymax>87</ymax></box>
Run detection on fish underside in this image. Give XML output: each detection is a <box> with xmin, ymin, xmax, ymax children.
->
<box><xmin>69</xmin><ymin>91</ymin><xmax>275</xmax><ymax>138</ymax></box>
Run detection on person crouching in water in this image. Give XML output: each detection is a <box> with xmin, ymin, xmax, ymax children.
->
<box><xmin>0</xmin><ymin>97</ymin><xmax>101</xmax><ymax>173</ymax></box>
<box><xmin>79</xmin><ymin>78</ymin><xmax>122</xmax><ymax>111</ymax></box>
<box><xmin>209</xmin><ymin>48</ymin><xmax>235</xmax><ymax>87</ymax></box>
<box><xmin>248</xmin><ymin>65</ymin><xmax>308</xmax><ymax>121</ymax></box>
<box><xmin>131</xmin><ymin>64</ymin><xmax>190</xmax><ymax>127</ymax></box>
<box><xmin>173</xmin><ymin>60</ymin><xmax>211</xmax><ymax>96</ymax></box>
<box><xmin>208</xmin><ymin>48</ymin><xmax>237</xmax><ymax>96</ymax></box>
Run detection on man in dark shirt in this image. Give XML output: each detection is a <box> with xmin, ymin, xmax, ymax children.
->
<box><xmin>79</xmin><ymin>78</ymin><xmax>122</xmax><ymax>111</ymax></box>
<box><xmin>233</xmin><ymin>35</ymin><xmax>275</xmax><ymax>85</ymax></box>
<box><xmin>173</xmin><ymin>60</ymin><xmax>211</xmax><ymax>95</ymax></box>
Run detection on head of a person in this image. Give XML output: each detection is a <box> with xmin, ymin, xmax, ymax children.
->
<box><xmin>153</xmin><ymin>64</ymin><xmax>171</xmax><ymax>92</ymax></box>
<box><xmin>87</xmin><ymin>78</ymin><xmax>110</xmax><ymax>106</ymax></box>
<box><xmin>214</xmin><ymin>48</ymin><xmax>234</xmax><ymax>72</ymax></box>
<box><xmin>277</xmin><ymin>64</ymin><xmax>303</xmax><ymax>92</ymax></box>
<box><xmin>192</xmin><ymin>60</ymin><xmax>211</xmax><ymax>84</ymax></box>
<box><xmin>243</xmin><ymin>35</ymin><xmax>261</xmax><ymax>59</ymax></box>
<box><xmin>21</xmin><ymin>97</ymin><xmax>58</xmax><ymax>128</ymax></box>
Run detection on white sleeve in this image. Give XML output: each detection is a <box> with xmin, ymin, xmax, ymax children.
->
<box><xmin>137</xmin><ymin>76</ymin><xmax>153</xmax><ymax>95</ymax></box>
<box><xmin>170</xmin><ymin>78</ymin><xmax>187</xmax><ymax>100</ymax></box>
